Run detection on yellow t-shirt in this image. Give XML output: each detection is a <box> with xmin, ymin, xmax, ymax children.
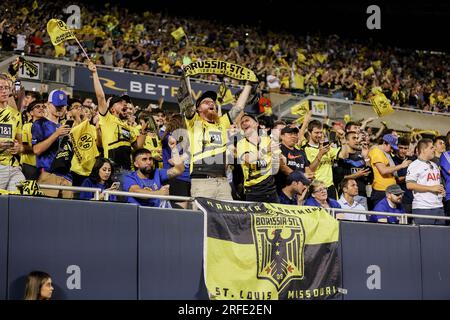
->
<box><xmin>237</xmin><ymin>136</ymin><xmax>274</xmax><ymax>188</ymax></box>
<box><xmin>368</xmin><ymin>147</ymin><xmax>396</xmax><ymax>191</ymax></box>
<box><xmin>185</xmin><ymin>112</ymin><xmax>231</xmax><ymax>176</ymax></box>
<box><xmin>99</xmin><ymin>111</ymin><xmax>136</xmax><ymax>169</ymax></box>
<box><xmin>304</xmin><ymin>144</ymin><xmax>339</xmax><ymax>187</ymax></box>
<box><xmin>0</xmin><ymin>106</ymin><xmax>22</xmax><ymax>166</ymax></box>
<box><xmin>21</xmin><ymin>122</ymin><xmax>36</xmax><ymax>166</ymax></box>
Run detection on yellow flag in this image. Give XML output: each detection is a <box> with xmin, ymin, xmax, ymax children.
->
<box><xmin>370</xmin><ymin>93</ymin><xmax>394</xmax><ymax>117</ymax></box>
<box><xmin>272</xmin><ymin>44</ymin><xmax>280</xmax><ymax>53</ymax></box>
<box><xmin>313</xmin><ymin>53</ymin><xmax>327</xmax><ymax>64</ymax></box>
<box><xmin>297</xmin><ymin>52</ymin><xmax>306</xmax><ymax>64</ymax></box>
<box><xmin>363</xmin><ymin>66</ymin><xmax>375</xmax><ymax>77</ymax></box>
<box><xmin>171</xmin><ymin>27</ymin><xmax>186</xmax><ymax>41</ymax></box>
<box><xmin>291</xmin><ymin>99</ymin><xmax>309</xmax><ymax>123</ymax></box>
<box><xmin>372</xmin><ymin>60</ymin><xmax>382</xmax><ymax>69</ymax></box>
<box><xmin>20</xmin><ymin>7</ymin><xmax>29</xmax><ymax>15</ymax></box>
<box><xmin>70</xmin><ymin>120</ymin><xmax>99</xmax><ymax>176</ymax></box>
<box><xmin>229</xmin><ymin>41</ymin><xmax>239</xmax><ymax>48</ymax></box>
<box><xmin>32</xmin><ymin>0</ymin><xmax>39</xmax><ymax>11</ymax></box>
<box><xmin>54</xmin><ymin>43</ymin><xmax>66</xmax><ymax>57</ymax></box>
<box><xmin>292</xmin><ymin>73</ymin><xmax>305</xmax><ymax>90</ymax></box>
<box><xmin>344</xmin><ymin>114</ymin><xmax>352</xmax><ymax>123</ymax></box>
<box><xmin>47</xmin><ymin>19</ymin><xmax>76</xmax><ymax>46</ymax></box>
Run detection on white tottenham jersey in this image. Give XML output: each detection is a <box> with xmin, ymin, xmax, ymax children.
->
<box><xmin>406</xmin><ymin>159</ymin><xmax>443</xmax><ymax>209</ymax></box>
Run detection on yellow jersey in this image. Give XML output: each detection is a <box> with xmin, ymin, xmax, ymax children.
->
<box><xmin>99</xmin><ymin>111</ymin><xmax>136</xmax><ymax>169</ymax></box>
<box><xmin>237</xmin><ymin>136</ymin><xmax>276</xmax><ymax>193</ymax></box>
<box><xmin>0</xmin><ymin>106</ymin><xmax>22</xmax><ymax>166</ymax></box>
<box><xmin>185</xmin><ymin>112</ymin><xmax>231</xmax><ymax>177</ymax></box>
<box><xmin>304</xmin><ymin>144</ymin><xmax>339</xmax><ymax>187</ymax></box>
<box><xmin>21</xmin><ymin>122</ymin><xmax>36</xmax><ymax>166</ymax></box>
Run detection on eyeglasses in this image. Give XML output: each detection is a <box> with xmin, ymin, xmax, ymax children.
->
<box><xmin>0</xmin><ymin>86</ymin><xmax>11</xmax><ymax>91</ymax></box>
<box><xmin>32</xmin><ymin>104</ymin><xmax>45</xmax><ymax>110</ymax></box>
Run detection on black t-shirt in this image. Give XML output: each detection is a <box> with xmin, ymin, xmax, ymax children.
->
<box><xmin>276</xmin><ymin>144</ymin><xmax>309</xmax><ymax>190</ymax></box>
<box><xmin>335</xmin><ymin>152</ymin><xmax>372</xmax><ymax>197</ymax></box>
<box><xmin>281</xmin><ymin>144</ymin><xmax>310</xmax><ymax>172</ymax></box>
<box><xmin>1</xmin><ymin>31</ymin><xmax>16</xmax><ymax>51</ymax></box>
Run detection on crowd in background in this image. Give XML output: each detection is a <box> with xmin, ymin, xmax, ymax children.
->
<box><xmin>0</xmin><ymin>0</ymin><xmax>449</xmax><ymax>113</ymax></box>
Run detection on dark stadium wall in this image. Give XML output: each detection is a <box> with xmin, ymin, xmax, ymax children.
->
<box><xmin>3</xmin><ymin>196</ymin><xmax>450</xmax><ymax>300</ymax></box>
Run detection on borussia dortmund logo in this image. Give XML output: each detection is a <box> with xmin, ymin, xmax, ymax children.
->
<box><xmin>252</xmin><ymin>213</ymin><xmax>305</xmax><ymax>291</ymax></box>
<box><xmin>78</xmin><ymin>133</ymin><xmax>93</xmax><ymax>151</ymax></box>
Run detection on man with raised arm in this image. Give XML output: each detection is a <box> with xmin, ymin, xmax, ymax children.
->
<box><xmin>88</xmin><ymin>62</ymin><xmax>145</xmax><ymax>176</ymax></box>
<box><xmin>180</xmin><ymin>76</ymin><xmax>252</xmax><ymax>200</ymax></box>
<box><xmin>123</xmin><ymin>139</ymin><xmax>184</xmax><ymax>208</ymax></box>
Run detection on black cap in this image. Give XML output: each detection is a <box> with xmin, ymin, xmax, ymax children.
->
<box><xmin>281</xmin><ymin>126</ymin><xmax>299</xmax><ymax>134</ymax></box>
<box><xmin>108</xmin><ymin>94</ymin><xmax>131</xmax><ymax>109</ymax></box>
<box><xmin>195</xmin><ymin>91</ymin><xmax>217</xmax><ymax>109</ymax></box>
<box><xmin>241</xmin><ymin>113</ymin><xmax>258</xmax><ymax>123</ymax></box>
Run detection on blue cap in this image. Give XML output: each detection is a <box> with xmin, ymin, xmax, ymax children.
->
<box><xmin>48</xmin><ymin>90</ymin><xmax>68</xmax><ymax>107</ymax></box>
<box><xmin>286</xmin><ymin>171</ymin><xmax>311</xmax><ymax>186</ymax></box>
<box><xmin>383</xmin><ymin>134</ymin><xmax>398</xmax><ymax>151</ymax></box>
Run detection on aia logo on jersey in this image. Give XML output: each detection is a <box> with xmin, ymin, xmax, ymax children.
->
<box><xmin>427</xmin><ymin>172</ymin><xmax>440</xmax><ymax>181</ymax></box>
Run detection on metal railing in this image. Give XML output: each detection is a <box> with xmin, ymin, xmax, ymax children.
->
<box><xmin>327</xmin><ymin>207</ymin><xmax>450</xmax><ymax>225</ymax></box>
<box><xmin>34</xmin><ymin>183</ymin><xmax>449</xmax><ymax>225</ymax></box>
<box><xmin>102</xmin><ymin>190</ymin><xmax>193</xmax><ymax>202</ymax></box>
<box><xmin>38</xmin><ymin>184</ymin><xmax>102</xmax><ymax>201</ymax></box>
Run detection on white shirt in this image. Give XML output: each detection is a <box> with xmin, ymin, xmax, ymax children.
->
<box><xmin>406</xmin><ymin>159</ymin><xmax>443</xmax><ymax>209</ymax></box>
<box><xmin>337</xmin><ymin>195</ymin><xmax>367</xmax><ymax>221</ymax></box>
<box><xmin>15</xmin><ymin>34</ymin><xmax>26</xmax><ymax>51</ymax></box>
<box><xmin>266</xmin><ymin>75</ymin><xmax>281</xmax><ymax>89</ymax></box>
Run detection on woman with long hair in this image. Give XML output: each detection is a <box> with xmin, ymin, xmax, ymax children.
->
<box><xmin>161</xmin><ymin>113</ymin><xmax>191</xmax><ymax>208</ymax></box>
<box><xmin>24</xmin><ymin>271</ymin><xmax>54</xmax><ymax>300</ymax></box>
<box><xmin>79</xmin><ymin>158</ymin><xmax>118</xmax><ymax>200</ymax></box>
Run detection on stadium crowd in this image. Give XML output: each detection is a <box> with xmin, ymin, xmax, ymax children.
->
<box><xmin>0</xmin><ymin>62</ymin><xmax>449</xmax><ymax>222</ymax></box>
<box><xmin>0</xmin><ymin>0</ymin><xmax>449</xmax><ymax>112</ymax></box>
<box><xmin>0</xmin><ymin>1</ymin><xmax>449</xmax><ymax>225</ymax></box>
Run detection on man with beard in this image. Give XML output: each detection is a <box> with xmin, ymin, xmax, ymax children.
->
<box><xmin>183</xmin><ymin>80</ymin><xmax>253</xmax><ymax>200</ymax></box>
<box><xmin>88</xmin><ymin>62</ymin><xmax>145</xmax><ymax>172</ymax></box>
<box><xmin>123</xmin><ymin>143</ymin><xmax>184</xmax><ymax>207</ymax></box>
<box><xmin>370</xmin><ymin>184</ymin><xmax>405</xmax><ymax>224</ymax></box>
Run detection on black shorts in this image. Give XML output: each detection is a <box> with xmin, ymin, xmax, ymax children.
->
<box><xmin>169</xmin><ymin>179</ymin><xmax>191</xmax><ymax>197</ymax></box>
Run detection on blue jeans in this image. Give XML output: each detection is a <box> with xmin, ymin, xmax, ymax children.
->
<box><xmin>412</xmin><ymin>207</ymin><xmax>446</xmax><ymax>225</ymax></box>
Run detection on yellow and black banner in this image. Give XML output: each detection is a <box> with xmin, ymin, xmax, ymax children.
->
<box><xmin>182</xmin><ymin>60</ymin><xmax>258</xmax><ymax>82</ymax></box>
<box><xmin>0</xmin><ymin>180</ymin><xmax>43</xmax><ymax>196</ymax></box>
<box><xmin>197</xmin><ymin>198</ymin><xmax>341</xmax><ymax>300</ymax></box>
<box><xmin>70</xmin><ymin>120</ymin><xmax>99</xmax><ymax>176</ymax></box>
